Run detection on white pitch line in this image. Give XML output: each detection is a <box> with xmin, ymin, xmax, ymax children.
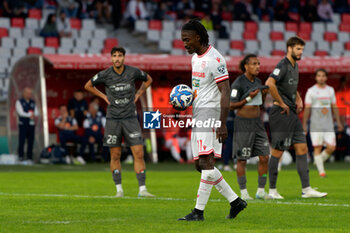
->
<box><xmin>0</xmin><ymin>192</ymin><xmax>349</xmax><ymax>208</ymax></box>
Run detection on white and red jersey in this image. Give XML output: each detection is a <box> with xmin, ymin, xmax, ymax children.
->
<box><xmin>191</xmin><ymin>45</ymin><xmax>229</xmax><ymax>114</ymax></box>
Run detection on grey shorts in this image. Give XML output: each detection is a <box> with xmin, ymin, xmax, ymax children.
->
<box><xmin>233</xmin><ymin>116</ymin><xmax>270</xmax><ymax>160</ymax></box>
<box><xmin>103</xmin><ymin>118</ymin><xmax>143</xmax><ymax>147</ymax></box>
<box><xmin>269</xmin><ymin>105</ymin><xmax>306</xmax><ymax>150</ymax></box>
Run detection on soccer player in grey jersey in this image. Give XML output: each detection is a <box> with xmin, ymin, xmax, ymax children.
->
<box><xmin>265</xmin><ymin>37</ymin><xmax>327</xmax><ymax>199</ymax></box>
<box><xmin>230</xmin><ymin>54</ymin><xmax>270</xmax><ymax>200</ymax></box>
<box><xmin>84</xmin><ymin>47</ymin><xmax>155</xmax><ymax>198</ymax></box>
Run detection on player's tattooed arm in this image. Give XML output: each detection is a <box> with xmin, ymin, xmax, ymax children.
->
<box><xmin>84</xmin><ymin>80</ymin><xmax>110</xmax><ymax>105</ymax></box>
<box><xmin>135</xmin><ymin>74</ymin><xmax>153</xmax><ymax>103</ymax></box>
<box><xmin>265</xmin><ymin>77</ymin><xmax>289</xmax><ymax>115</ymax></box>
<box><xmin>216</xmin><ymin>80</ymin><xmax>230</xmax><ymax>143</ymax></box>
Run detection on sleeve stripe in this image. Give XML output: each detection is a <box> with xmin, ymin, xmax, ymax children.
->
<box><xmin>215</xmin><ymin>76</ymin><xmax>229</xmax><ymax>83</ymax></box>
<box><xmin>214</xmin><ymin>74</ymin><xmax>228</xmax><ymax>80</ymax></box>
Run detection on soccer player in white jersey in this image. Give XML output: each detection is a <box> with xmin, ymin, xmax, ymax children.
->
<box><xmin>176</xmin><ymin>19</ymin><xmax>246</xmax><ymax>221</ymax></box>
<box><xmin>303</xmin><ymin>69</ymin><xmax>343</xmax><ymax>177</ymax></box>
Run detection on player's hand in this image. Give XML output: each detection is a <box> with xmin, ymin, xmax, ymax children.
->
<box><xmin>296</xmin><ymin>99</ymin><xmax>303</xmax><ymax>113</ymax></box>
<box><xmin>249</xmin><ymin>89</ymin><xmax>260</xmax><ymax>98</ymax></box>
<box><xmin>216</xmin><ymin>124</ymin><xmax>228</xmax><ymax>143</ymax></box>
<box><xmin>134</xmin><ymin>92</ymin><xmax>141</xmax><ymax>103</ymax></box>
<box><xmin>280</xmin><ymin>103</ymin><xmax>290</xmax><ymax>115</ymax></box>
<box><xmin>103</xmin><ymin>96</ymin><xmax>111</xmax><ymax>105</ymax></box>
<box><xmin>262</xmin><ymin>88</ymin><xmax>269</xmax><ymax>95</ymax></box>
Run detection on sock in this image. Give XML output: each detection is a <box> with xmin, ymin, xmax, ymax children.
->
<box><xmin>112</xmin><ymin>169</ymin><xmax>122</xmax><ymax>192</ymax></box>
<box><xmin>237</xmin><ymin>176</ymin><xmax>247</xmax><ymax>190</ymax></box>
<box><xmin>258</xmin><ymin>174</ymin><xmax>267</xmax><ymax>188</ymax></box>
<box><xmin>213</xmin><ymin>167</ymin><xmax>238</xmax><ymax>203</ymax></box>
<box><xmin>296</xmin><ymin>154</ymin><xmax>310</xmax><ymax>188</ymax></box>
<box><xmin>240</xmin><ymin>188</ymin><xmax>249</xmax><ymax>196</ymax></box>
<box><xmin>170</xmin><ymin>146</ymin><xmax>181</xmax><ymax>162</ymax></box>
<box><xmin>136</xmin><ymin>170</ymin><xmax>146</xmax><ymax>187</ymax></box>
<box><xmin>269</xmin><ymin>156</ymin><xmax>280</xmax><ymax>189</ymax></box>
<box><xmin>139</xmin><ymin>185</ymin><xmax>146</xmax><ymax>192</ymax></box>
<box><xmin>195</xmin><ymin>169</ymin><xmax>215</xmax><ymax>211</ymax></box>
<box><xmin>314</xmin><ymin>154</ymin><xmax>325</xmax><ymax>174</ymax></box>
<box><xmin>116</xmin><ymin>184</ymin><xmax>123</xmax><ymax>193</ymax></box>
<box><xmin>321</xmin><ymin>150</ymin><xmax>331</xmax><ymax>162</ymax></box>
<box><xmin>257</xmin><ymin>187</ymin><xmax>265</xmax><ymax>193</ymax></box>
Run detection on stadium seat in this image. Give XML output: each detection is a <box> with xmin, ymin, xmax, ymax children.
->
<box><xmin>258</xmin><ymin>50</ymin><xmax>271</xmax><ymax>56</ymax></box>
<box><xmin>304</xmin><ymin>41</ymin><xmax>316</xmax><ymax>54</ymax></box>
<box><xmin>170</xmin><ymin>49</ymin><xmax>184</xmax><ymax>55</ymax></box>
<box><xmin>27</xmin><ymin>47</ymin><xmax>42</xmax><ymax>55</ymax></box>
<box><xmin>257</xmin><ymin>31</ymin><xmax>269</xmax><ymax>41</ymax></box>
<box><xmin>217</xmin><ymin>39</ymin><xmax>230</xmax><ymax>53</ymax></box>
<box><xmin>162</xmin><ymin>21</ymin><xmax>175</xmax><ymax>32</ymax></box>
<box><xmin>101</xmin><ymin>48</ymin><xmax>110</xmax><ymax>54</ymax></box>
<box><xmin>158</xmin><ymin>39</ymin><xmax>172</xmax><ymax>52</ymax></box>
<box><xmin>0</xmin><ymin>48</ymin><xmax>11</xmax><ymax>58</ymax></box>
<box><xmin>147</xmin><ymin>30</ymin><xmax>160</xmax><ymax>41</ymax></box>
<box><xmin>45</xmin><ymin>37</ymin><xmax>59</xmax><ymax>48</ymax></box>
<box><xmin>42</xmin><ymin>47</ymin><xmax>56</xmax><ymax>54</ymax></box>
<box><xmin>299</xmin><ymin>22</ymin><xmax>312</xmax><ymax>33</ymax></box>
<box><xmin>1</xmin><ymin>37</ymin><xmax>14</xmax><ymax>48</ymax></box>
<box><xmin>149</xmin><ymin>20</ymin><xmax>162</xmax><ymax>31</ymax></box>
<box><xmin>0</xmin><ymin>28</ymin><xmax>8</xmax><ymax>38</ymax></box>
<box><xmin>285</xmin><ymin>22</ymin><xmax>298</xmax><ymax>32</ymax></box>
<box><xmin>244</xmin><ymin>41</ymin><xmax>259</xmax><ymax>53</ymax></box>
<box><xmin>338</xmin><ymin>32</ymin><xmax>350</xmax><ymax>42</ymax></box>
<box><xmin>72</xmin><ymin>47</ymin><xmax>86</xmax><ymax>54</ymax></box>
<box><xmin>272</xmin><ymin>22</ymin><xmax>285</xmax><ymax>31</ymax></box>
<box><xmin>345</xmin><ymin>42</ymin><xmax>350</xmax><ymax>50</ymax></box>
<box><xmin>135</xmin><ymin>20</ymin><xmax>148</xmax><ymax>33</ymax></box>
<box><xmin>75</xmin><ymin>39</ymin><xmax>89</xmax><ymax>49</ymax></box>
<box><xmin>271</xmin><ymin>50</ymin><xmax>285</xmax><ymax>56</ymax></box>
<box><xmin>25</xmin><ymin>18</ymin><xmax>39</xmax><ymax>30</ymax></box>
<box><xmin>288</xmin><ymin>13</ymin><xmax>300</xmax><ymax>22</ymax></box>
<box><xmin>174</xmin><ymin>30</ymin><xmax>182</xmax><ymax>39</ymax></box>
<box><xmin>79</xmin><ymin>29</ymin><xmax>93</xmax><ymax>38</ymax></box>
<box><xmin>87</xmin><ymin>47</ymin><xmax>101</xmax><ymax>54</ymax></box>
<box><xmin>70</xmin><ymin>18</ymin><xmax>81</xmax><ymax>30</ymax></box>
<box><xmin>230</xmin><ymin>40</ymin><xmax>244</xmax><ymax>51</ymax></box>
<box><xmin>172</xmin><ymin>39</ymin><xmax>185</xmax><ymax>50</ymax></box>
<box><xmin>316</xmin><ymin>41</ymin><xmax>330</xmax><ymax>51</ymax></box>
<box><xmin>341</xmin><ymin>13</ymin><xmax>350</xmax><ymax>23</ymax></box>
<box><xmin>0</xmin><ymin>18</ymin><xmax>10</xmax><ymax>28</ymax></box>
<box><xmin>298</xmin><ymin>31</ymin><xmax>311</xmax><ymax>41</ymax></box>
<box><xmin>324</xmin><ymin>32</ymin><xmax>337</xmax><ymax>42</ymax></box>
<box><xmin>259</xmin><ymin>22</ymin><xmax>271</xmax><ymax>33</ymax></box>
<box><xmin>313</xmin><ymin>22</ymin><xmax>325</xmax><ymax>33</ymax></box>
<box><xmin>160</xmin><ymin>30</ymin><xmax>174</xmax><ymax>40</ymax></box>
<box><xmin>23</xmin><ymin>28</ymin><xmax>36</xmax><ymax>38</ymax></box>
<box><xmin>16</xmin><ymin>38</ymin><xmax>29</xmax><ymax>49</ymax></box>
<box><xmin>31</xmin><ymin>37</ymin><xmax>44</xmax><ymax>47</ymax></box>
<box><xmin>11</xmin><ymin>18</ymin><xmax>25</xmax><ymax>28</ymax></box>
<box><xmin>339</xmin><ymin>24</ymin><xmax>350</xmax><ymax>32</ymax></box>
<box><xmin>284</xmin><ymin>31</ymin><xmax>297</xmax><ymax>40</ymax></box>
<box><xmin>57</xmin><ymin>47</ymin><xmax>71</xmax><ymax>54</ymax></box>
<box><xmin>274</xmin><ymin>41</ymin><xmax>285</xmax><ymax>50</ymax></box>
<box><xmin>229</xmin><ymin>31</ymin><xmax>242</xmax><ymax>40</ymax></box>
<box><xmin>260</xmin><ymin>41</ymin><xmax>273</xmax><ymax>52</ymax></box>
<box><xmin>231</xmin><ymin>21</ymin><xmax>244</xmax><ymax>32</ymax></box>
<box><xmin>12</xmin><ymin>48</ymin><xmax>26</xmax><ymax>57</ymax></box>
<box><xmin>331</xmin><ymin>14</ymin><xmax>341</xmax><ymax>25</ymax></box>
<box><xmin>330</xmin><ymin>42</ymin><xmax>343</xmax><ymax>56</ymax></box>
<box><xmin>90</xmin><ymin>39</ymin><xmax>104</xmax><ymax>50</ymax></box>
<box><xmin>229</xmin><ymin>49</ymin><xmax>241</xmax><ymax>56</ymax></box>
<box><xmin>60</xmin><ymin>38</ymin><xmax>74</xmax><ymax>49</ymax></box>
<box><xmin>270</xmin><ymin>31</ymin><xmax>284</xmax><ymax>41</ymax></box>
<box><xmin>104</xmin><ymin>38</ymin><xmax>118</xmax><ymax>50</ymax></box>
<box><xmin>243</xmin><ymin>31</ymin><xmax>256</xmax><ymax>40</ymax></box>
<box><xmin>314</xmin><ymin>50</ymin><xmax>328</xmax><ymax>56</ymax></box>
<box><xmin>9</xmin><ymin>28</ymin><xmax>22</xmax><ymax>38</ymax></box>
<box><xmin>326</xmin><ymin>23</ymin><xmax>338</xmax><ymax>32</ymax></box>
<box><xmin>245</xmin><ymin>22</ymin><xmax>258</xmax><ymax>32</ymax></box>
<box><xmin>82</xmin><ymin>19</ymin><xmax>95</xmax><ymax>29</ymax></box>
<box><xmin>221</xmin><ymin>12</ymin><xmax>232</xmax><ymax>21</ymax></box>
<box><xmin>28</xmin><ymin>9</ymin><xmax>42</xmax><ymax>19</ymax></box>
<box><xmin>94</xmin><ymin>29</ymin><xmax>107</xmax><ymax>39</ymax></box>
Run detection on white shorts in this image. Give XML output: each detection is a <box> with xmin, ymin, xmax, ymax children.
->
<box><xmin>191</xmin><ymin>128</ymin><xmax>222</xmax><ymax>160</ymax></box>
<box><xmin>310</xmin><ymin>132</ymin><xmax>336</xmax><ymax>147</ymax></box>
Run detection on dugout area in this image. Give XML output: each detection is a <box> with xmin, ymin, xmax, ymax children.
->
<box><xmin>6</xmin><ymin>54</ymin><xmax>350</xmax><ymax>162</ymax></box>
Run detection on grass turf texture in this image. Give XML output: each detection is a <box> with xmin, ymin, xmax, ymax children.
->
<box><xmin>0</xmin><ymin>163</ymin><xmax>349</xmax><ymax>233</ymax></box>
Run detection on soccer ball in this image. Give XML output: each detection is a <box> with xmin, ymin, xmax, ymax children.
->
<box><xmin>170</xmin><ymin>84</ymin><xmax>193</xmax><ymax>110</ymax></box>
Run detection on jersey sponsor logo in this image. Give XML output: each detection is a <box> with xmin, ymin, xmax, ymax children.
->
<box><xmin>114</xmin><ymin>98</ymin><xmax>130</xmax><ymax>105</ymax></box>
<box><xmin>92</xmin><ymin>74</ymin><xmax>98</xmax><ymax>82</ymax></box>
<box><xmin>192</xmin><ymin>78</ymin><xmax>200</xmax><ymax>87</ymax></box>
<box><xmin>217</xmin><ymin>65</ymin><xmax>226</xmax><ymax>74</ymax></box>
<box><xmin>231</xmin><ymin>89</ymin><xmax>238</xmax><ymax>97</ymax></box>
<box><xmin>129</xmin><ymin>132</ymin><xmax>141</xmax><ymax>138</ymax></box>
<box><xmin>192</xmin><ymin>71</ymin><xmax>205</xmax><ymax>78</ymax></box>
<box><xmin>216</xmin><ymin>57</ymin><xmax>220</xmax><ymax>63</ymax></box>
<box><xmin>143</xmin><ymin>110</ymin><xmax>161</xmax><ymax>129</ymax></box>
<box><xmin>273</xmin><ymin>68</ymin><xmax>280</xmax><ymax>76</ymax></box>
<box><xmin>110</xmin><ymin>84</ymin><xmax>131</xmax><ymax>92</ymax></box>
<box><xmin>288</xmin><ymin>78</ymin><xmax>295</xmax><ymax>85</ymax></box>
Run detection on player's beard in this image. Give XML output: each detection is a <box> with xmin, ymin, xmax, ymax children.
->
<box><xmin>291</xmin><ymin>52</ymin><xmax>301</xmax><ymax>61</ymax></box>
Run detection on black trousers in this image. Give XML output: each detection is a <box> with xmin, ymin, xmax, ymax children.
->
<box><xmin>18</xmin><ymin>124</ymin><xmax>35</xmax><ymax>160</ymax></box>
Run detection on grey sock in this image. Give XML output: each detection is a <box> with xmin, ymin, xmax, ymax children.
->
<box><xmin>269</xmin><ymin>156</ymin><xmax>280</xmax><ymax>189</ymax></box>
<box><xmin>258</xmin><ymin>175</ymin><xmax>267</xmax><ymax>188</ymax></box>
<box><xmin>237</xmin><ymin>176</ymin><xmax>247</xmax><ymax>190</ymax></box>
<box><xmin>296</xmin><ymin>154</ymin><xmax>310</xmax><ymax>188</ymax></box>
<box><xmin>112</xmin><ymin>169</ymin><xmax>121</xmax><ymax>185</ymax></box>
<box><xmin>136</xmin><ymin>170</ymin><xmax>146</xmax><ymax>187</ymax></box>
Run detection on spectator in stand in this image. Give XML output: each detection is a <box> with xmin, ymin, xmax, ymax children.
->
<box><xmin>125</xmin><ymin>0</ymin><xmax>149</xmax><ymax>29</ymax></box>
<box><xmin>233</xmin><ymin>0</ymin><xmax>252</xmax><ymax>21</ymax></box>
<box><xmin>94</xmin><ymin>0</ymin><xmax>111</xmax><ymax>24</ymax></box>
<box><xmin>76</xmin><ymin>0</ymin><xmax>95</xmax><ymax>19</ymax></box>
<box><xmin>211</xmin><ymin>2</ymin><xmax>228</xmax><ymax>39</ymax></box>
<box><xmin>153</xmin><ymin>1</ymin><xmax>175</xmax><ymax>21</ymax></box>
<box><xmin>302</xmin><ymin>0</ymin><xmax>319</xmax><ymax>22</ymax></box>
<box><xmin>252</xmin><ymin>0</ymin><xmax>274</xmax><ymax>21</ymax></box>
<box><xmin>28</xmin><ymin>0</ymin><xmax>44</xmax><ymax>9</ymax></box>
<box><xmin>57</xmin><ymin>0</ymin><xmax>78</xmax><ymax>18</ymax></box>
<box><xmin>40</xmin><ymin>13</ymin><xmax>59</xmax><ymax>38</ymax></box>
<box><xmin>334</xmin><ymin>0</ymin><xmax>350</xmax><ymax>13</ymax></box>
<box><xmin>317</xmin><ymin>0</ymin><xmax>333</xmax><ymax>22</ymax></box>
<box><xmin>273</xmin><ymin>0</ymin><xmax>291</xmax><ymax>21</ymax></box>
<box><xmin>194</xmin><ymin>0</ymin><xmax>211</xmax><ymax>13</ymax></box>
<box><xmin>68</xmin><ymin>89</ymin><xmax>88</xmax><ymax>127</ymax></box>
<box><xmin>2</xmin><ymin>0</ymin><xmax>28</xmax><ymax>18</ymax></box>
<box><xmin>44</xmin><ymin>0</ymin><xmax>58</xmax><ymax>11</ymax></box>
<box><xmin>55</xmin><ymin>104</ymin><xmax>87</xmax><ymax>165</ymax></box>
<box><xmin>57</xmin><ymin>10</ymin><xmax>72</xmax><ymax>37</ymax></box>
<box><xmin>91</xmin><ymin>96</ymin><xmax>106</xmax><ymax>116</ymax></box>
<box><xmin>176</xmin><ymin>0</ymin><xmax>195</xmax><ymax>19</ymax></box>
<box><xmin>110</xmin><ymin>0</ymin><xmax>123</xmax><ymax>29</ymax></box>
<box><xmin>83</xmin><ymin>102</ymin><xmax>106</xmax><ymax>161</ymax></box>
<box><xmin>201</xmin><ymin>12</ymin><xmax>213</xmax><ymax>31</ymax></box>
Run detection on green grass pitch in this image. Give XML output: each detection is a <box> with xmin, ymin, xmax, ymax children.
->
<box><xmin>0</xmin><ymin>163</ymin><xmax>349</xmax><ymax>233</ymax></box>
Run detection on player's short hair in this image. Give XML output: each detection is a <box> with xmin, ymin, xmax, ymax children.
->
<box><xmin>239</xmin><ymin>54</ymin><xmax>257</xmax><ymax>73</ymax></box>
<box><xmin>286</xmin><ymin>36</ymin><xmax>305</xmax><ymax>49</ymax></box>
<box><xmin>315</xmin><ymin>68</ymin><xmax>328</xmax><ymax>77</ymax></box>
<box><xmin>181</xmin><ymin>19</ymin><xmax>209</xmax><ymax>46</ymax></box>
<box><xmin>111</xmin><ymin>47</ymin><xmax>126</xmax><ymax>56</ymax></box>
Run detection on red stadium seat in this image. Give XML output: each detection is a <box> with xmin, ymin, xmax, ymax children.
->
<box><xmin>324</xmin><ymin>32</ymin><xmax>338</xmax><ymax>42</ymax></box>
<box><xmin>270</xmin><ymin>31</ymin><xmax>284</xmax><ymax>41</ymax></box>
<box><xmin>341</xmin><ymin>13</ymin><xmax>350</xmax><ymax>23</ymax></box>
<box><xmin>0</xmin><ymin>28</ymin><xmax>8</xmax><ymax>38</ymax></box>
<box><xmin>243</xmin><ymin>31</ymin><xmax>256</xmax><ymax>40</ymax></box>
<box><xmin>11</xmin><ymin>18</ymin><xmax>25</xmax><ymax>28</ymax></box>
<box><xmin>221</xmin><ymin>11</ymin><xmax>232</xmax><ymax>21</ymax></box>
<box><xmin>286</xmin><ymin>22</ymin><xmax>298</xmax><ymax>32</ymax></box>
<box><xmin>271</xmin><ymin>50</ymin><xmax>285</xmax><ymax>56</ymax></box>
<box><xmin>297</xmin><ymin>31</ymin><xmax>311</xmax><ymax>41</ymax></box>
<box><xmin>314</xmin><ymin>51</ymin><xmax>328</xmax><ymax>56</ymax></box>
<box><xmin>148</xmin><ymin>20</ymin><xmax>162</xmax><ymax>30</ymax></box>
<box><xmin>28</xmin><ymin>9</ymin><xmax>42</xmax><ymax>19</ymax></box>
<box><xmin>193</xmin><ymin>11</ymin><xmax>205</xmax><ymax>18</ymax></box>
<box><xmin>101</xmin><ymin>48</ymin><xmax>110</xmax><ymax>54</ymax></box>
<box><xmin>245</xmin><ymin>22</ymin><xmax>258</xmax><ymax>32</ymax></box>
<box><xmin>345</xmin><ymin>42</ymin><xmax>350</xmax><ymax>50</ymax></box>
<box><xmin>104</xmin><ymin>38</ymin><xmax>119</xmax><ymax>50</ymax></box>
<box><xmin>299</xmin><ymin>22</ymin><xmax>312</xmax><ymax>33</ymax></box>
<box><xmin>172</xmin><ymin>39</ymin><xmax>185</xmax><ymax>50</ymax></box>
<box><xmin>230</xmin><ymin>40</ymin><xmax>244</xmax><ymax>51</ymax></box>
<box><xmin>339</xmin><ymin>24</ymin><xmax>350</xmax><ymax>32</ymax></box>
<box><xmin>45</xmin><ymin>37</ymin><xmax>59</xmax><ymax>48</ymax></box>
<box><xmin>27</xmin><ymin>47</ymin><xmax>42</xmax><ymax>55</ymax></box>
<box><xmin>70</xmin><ymin>18</ymin><xmax>81</xmax><ymax>30</ymax></box>
<box><xmin>288</xmin><ymin>13</ymin><xmax>300</xmax><ymax>22</ymax></box>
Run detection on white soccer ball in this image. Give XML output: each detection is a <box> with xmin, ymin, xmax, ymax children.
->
<box><xmin>170</xmin><ymin>84</ymin><xmax>193</xmax><ymax>110</ymax></box>
<box><xmin>281</xmin><ymin>150</ymin><xmax>293</xmax><ymax>165</ymax></box>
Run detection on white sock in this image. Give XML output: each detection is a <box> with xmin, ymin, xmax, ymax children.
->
<box><xmin>314</xmin><ymin>154</ymin><xmax>325</xmax><ymax>174</ymax></box>
<box><xmin>195</xmin><ymin>169</ymin><xmax>215</xmax><ymax>211</ymax></box>
<box><xmin>321</xmin><ymin>150</ymin><xmax>331</xmax><ymax>162</ymax></box>
<box><xmin>302</xmin><ymin>186</ymin><xmax>311</xmax><ymax>193</ymax></box>
<box><xmin>213</xmin><ymin>167</ymin><xmax>238</xmax><ymax>203</ymax></box>
<box><xmin>256</xmin><ymin>187</ymin><xmax>265</xmax><ymax>193</ymax></box>
<box><xmin>240</xmin><ymin>189</ymin><xmax>248</xmax><ymax>196</ymax></box>
<box><xmin>170</xmin><ymin>147</ymin><xmax>181</xmax><ymax>162</ymax></box>
<box><xmin>116</xmin><ymin>184</ymin><xmax>123</xmax><ymax>193</ymax></box>
<box><xmin>269</xmin><ymin>188</ymin><xmax>277</xmax><ymax>193</ymax></box>
<box><xmin>139</xmin><ymin>185</ymin><xmax>146</xmax><ymax>192</ymax></box>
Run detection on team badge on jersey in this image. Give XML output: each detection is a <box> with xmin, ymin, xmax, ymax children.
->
<box><xmin>273</xmin><ymin>68</ymin><xmax>280</xmax><ymax>75</ymax></box>
<box><xmin>217</xmin><ymin>65</ymin><xmax>226</xmax><ymax>74</ymax></box>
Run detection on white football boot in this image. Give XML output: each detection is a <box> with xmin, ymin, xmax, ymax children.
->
<box><xmin>268</xmin><ymin>189</ymin><xmax>284</xmax><ymax>199</ymax></box>
<box><xmin>302</xmin><ymin>187</ymin><xmax>327</xmax><ymax>198</ymax></box>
